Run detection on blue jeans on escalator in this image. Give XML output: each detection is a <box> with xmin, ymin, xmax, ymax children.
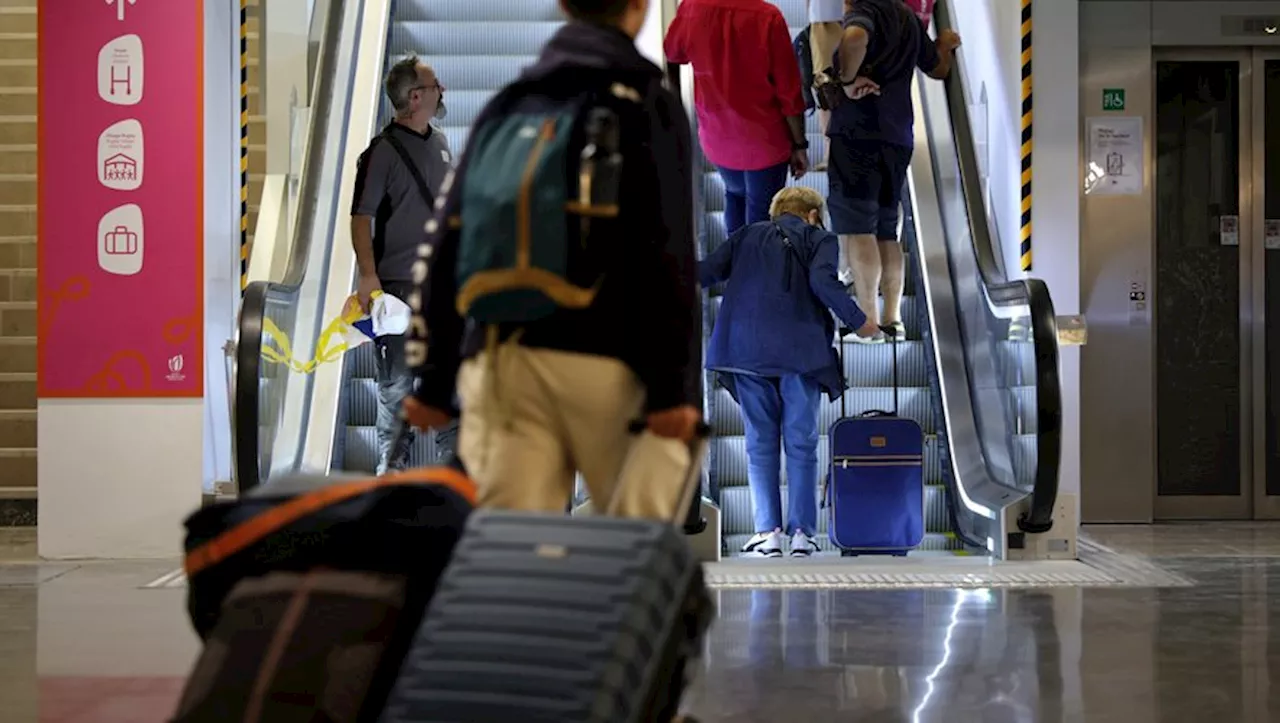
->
<box><xmin>732</xmin><ymin>372</ymin><xmax>822</xmax><ymax>537</ymax></box>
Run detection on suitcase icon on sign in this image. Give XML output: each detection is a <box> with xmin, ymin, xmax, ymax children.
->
<box><xmin>104</xmin><ymin>225</ymin><xmax>138</xmax><ymax>255</ymax></box>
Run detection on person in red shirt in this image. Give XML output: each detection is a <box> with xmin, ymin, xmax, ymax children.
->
<box><xmin>665</xmin><ymin>0</ymin><xmax>810</xmax><ymax>234</ymax></box>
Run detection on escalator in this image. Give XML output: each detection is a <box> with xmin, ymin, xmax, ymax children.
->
<box><xmin>334</xmin><ymin>0</ymin><xmax>566</xmax><ymax>472</ymax></box>
<box><xmin>234</xmin><ymin>0</ymin><xmax>1061</xmax><ymax>560</ymax></box>
<box><xmin>706</xmin><ymin>0</ymin><xmax>958</xmax><ymax>553</ymax></box>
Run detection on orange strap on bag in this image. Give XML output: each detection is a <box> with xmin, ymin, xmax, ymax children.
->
<box><xmin>184</xmin><ymin>468</ymin><xmax>477</xmax><ymax>578</ymax></box>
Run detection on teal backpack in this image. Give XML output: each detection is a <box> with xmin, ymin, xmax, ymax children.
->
<box><xmin>454</xmin><ymin>81</ymin><xmax>640</xmax><ymax>325</ymax></box>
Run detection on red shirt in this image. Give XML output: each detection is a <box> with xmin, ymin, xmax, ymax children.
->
<box><xmin>664</xmin><ymin>0</ymin><xmax>805</xmax><ymax>171</ymax></box>
<box><xmin>906</xmin><ymin>0</ymin><xmax>936</xmax><ymax>28</ymax></box>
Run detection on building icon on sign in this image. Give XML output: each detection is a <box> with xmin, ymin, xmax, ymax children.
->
<box><xmin>103</xmin><ymin>153</ymin><xmax>137</xmax><ymax>182</ymax></box>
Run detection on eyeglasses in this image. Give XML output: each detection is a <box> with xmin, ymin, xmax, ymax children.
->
<box><xmin>411</xmin><ymin>83</ymin><xmax>443</xmax><ymax>93</ymax></box>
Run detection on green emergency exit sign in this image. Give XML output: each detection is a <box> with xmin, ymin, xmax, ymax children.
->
<box><xmin>1103</xmin><ymin>88</ymin><xmax>1126</xmax><ymax>111</ymax></box>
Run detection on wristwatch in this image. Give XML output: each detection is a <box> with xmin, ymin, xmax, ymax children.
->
<box><xmin>792</xmin><ymin>139</ymin><xmax>810</xmax><ymax>152</ymax></box>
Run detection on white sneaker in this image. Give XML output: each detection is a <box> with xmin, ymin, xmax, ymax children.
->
<box><xmin>741</xmin><ymin>530</ymin><xmax>785</xmax><ymax>558</ymax></box>
<box><xmin>848</xmin><ymin>330</ymin><xmax>885</xmax><ymax>344</ymax></box>
<box><xmin>883</xmin><ymin>321</ymin><xmax>906</xmax><ymax>341</ymax></box>
<box><xmin>790</xmin><ymin>531</ymin><xmax>818</xmax><ymax>558</ymax></box>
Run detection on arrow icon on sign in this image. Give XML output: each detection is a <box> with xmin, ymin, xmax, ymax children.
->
<box><xmin>106</xmin><ymin>0</ymin><xmax>137</xmax><ymax>22</ymax></box>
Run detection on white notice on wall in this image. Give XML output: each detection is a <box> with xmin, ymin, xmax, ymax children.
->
<box><xmin>1220</xmin><ymin>215</ymin><xmax>1239</xmax><ymax>246</ymax></box>
<box><xmin>1266</xmin><ymin>220</ymin><xmax>1280</xmax><ymax>250</ymax></box>
<box><xmin>1086</xmin><ymin>117</ymin><xmax>1143</xmax><ymax>196</ymax></box>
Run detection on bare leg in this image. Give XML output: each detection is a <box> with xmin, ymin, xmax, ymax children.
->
<box><xmin>878</xmin><ymin>241</ymin><xmax>905</xmax><ymax>326</ymax></box>
<box><xmin>842</xmin><ymin>233</ymin><xmax>881</xmax><ymax>327</ymax></box>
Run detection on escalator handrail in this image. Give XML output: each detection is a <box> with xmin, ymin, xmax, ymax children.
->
<box><xmin>933</xmin><ymin>0</ymin><xmax>1060</xmax><ymax>533</ymax></box>
<box><xmin>233</xmin><ymin>0</ymin><xmax>352</xmax><ymax>492</ymax></box>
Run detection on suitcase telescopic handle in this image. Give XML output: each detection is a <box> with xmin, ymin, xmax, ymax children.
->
<box><xmin>880</xmin><ymin>324</ymin><xmax>899</xmax><ymax>416</ymax></box>
<box><xmin>615</xmin><ymin>420</ymin><xmax>711</xmax><ymax>529</ymax></box>
<box><xmin>837</xmin><ymin>325</ymin><xmax>901</xmax><ymax>417</ymax></box>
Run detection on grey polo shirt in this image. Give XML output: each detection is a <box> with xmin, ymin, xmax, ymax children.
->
<box><xmin>351</xmin><ymin>122</ymin><xmax>453</xmax><ymax>282</ymax></box>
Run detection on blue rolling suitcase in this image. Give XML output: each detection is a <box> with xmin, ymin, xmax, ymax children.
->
<box><xmin>824</xmin><ymin>326</ymin><xmax>925</xmax><ymax>555</ymax></box>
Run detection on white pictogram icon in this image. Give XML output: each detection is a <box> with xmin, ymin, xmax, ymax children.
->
<box><xmin>98</xmin><ymin>204</ymin><xmax>144</xmax><ymax>275</ymax></box>
<box><xmin>98</xmin><ymin>35</ymin><xmax>143</xmax><ymax>105</ymax></box>
<box><xmin>106</xmin><ymin>0</ymin><xmax>137</xmax><ymax>22</ymax></box>
<box><xmin>98</xmin><ymin>119</ymin><xmax>144</xmax><ymax>190</ymax></box>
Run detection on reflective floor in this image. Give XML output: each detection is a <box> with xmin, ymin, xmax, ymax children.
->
<box><xmin>5</xmin><ymin>524</ymin><xmax>1280</xmax><ymax>722</ymax></box>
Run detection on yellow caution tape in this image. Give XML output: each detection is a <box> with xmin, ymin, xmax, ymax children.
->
<box><xmin>257</xmin><ymin>292</ymin><xmax>377</xmax><ymax>373</ymax></box>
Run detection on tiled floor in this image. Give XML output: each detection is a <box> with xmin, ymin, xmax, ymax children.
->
<box><xmin>5</xmin><ymin>524</ymin><xmax>1280</xmax><ymax>721</ymax></box>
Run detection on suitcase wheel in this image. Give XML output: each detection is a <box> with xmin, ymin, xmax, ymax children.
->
<box><xmin>840</xmin><ymin>550</ymin><xmax>858</xmax><ymax>558</ymax></box>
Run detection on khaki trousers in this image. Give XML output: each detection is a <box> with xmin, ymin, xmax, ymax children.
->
<box><xmin>456</xmin><ymin>346</ymin><xmax>691</xmax><ymax>521</ymax></box>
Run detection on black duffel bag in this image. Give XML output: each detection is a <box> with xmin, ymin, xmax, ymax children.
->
<box><xmin>173</xmin><ymin>466</ymin><xmax>475</xmax><ymax>723</ymax></box>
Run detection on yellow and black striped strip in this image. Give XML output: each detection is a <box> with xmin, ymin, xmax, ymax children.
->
<box><xmin>239</xmin><ymin>0</ymin><xmax>249</xmax><ymax>291</ymax></box>
<box><xmin>1019</xmin><ymin>0</ymin><xmax>1032</xmax><ymax>272</ymax></box>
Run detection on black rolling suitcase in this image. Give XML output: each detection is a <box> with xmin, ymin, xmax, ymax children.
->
<box><xmin>172</xmin><ymin>465</ymin><xmax>476</xmax><ymax>723</ymax></box>
<box><xmin>379</xmin><ymin>424</ymin><xmax>716</xmax><ymax>723</ymax></box>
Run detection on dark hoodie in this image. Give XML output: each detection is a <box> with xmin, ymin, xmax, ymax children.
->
<box><xmin>408</xmin><ymin>21</ymin><xmax>701</xmax><ymax>415</ymax></box>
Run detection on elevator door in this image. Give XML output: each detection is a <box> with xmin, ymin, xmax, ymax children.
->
<box><xmin>1153</xmin><ymin>49</ymin><xmax>1280</xmax><ymax>520</ymax></box>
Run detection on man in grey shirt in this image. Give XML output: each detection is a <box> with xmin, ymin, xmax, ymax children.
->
<box><xmin>350</xmin><ymin>55</ymin><xmax>454</xmax><ymax>474</ymax></box>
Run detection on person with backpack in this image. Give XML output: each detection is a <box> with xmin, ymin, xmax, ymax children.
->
<box><xmin>400</xmin><ymin>0</ymin><xmax>702</xmax><ymax>520</ymax></box>
<box><xmin>825</xmin><ymin>0</ymin><xmax>959</xmax><ymax>345</ymax></box>
<box><xmin>350</xmin><ymin>56</ymin><xmax>457</xmax><ymax>474</ymax></box>
<box><xmin>700</xmin><ymin>187</ymin><xmax>878</xmax><ymax>557</ymax></box>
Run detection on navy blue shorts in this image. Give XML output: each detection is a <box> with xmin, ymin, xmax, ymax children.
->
<box><xmin>826</xmin><ymin>137</ymin><xmax>913</xmax><ymax>240</ymax></box>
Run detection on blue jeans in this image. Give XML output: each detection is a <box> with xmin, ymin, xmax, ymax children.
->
<box><xmin>733</xmin><ymin>373</ymin><xmax>822</xmax><ymax>536</ymax></box>
<box><xmin>374</xmin><ymin>282</ymin><xmax>459</xmax><ymax>474</ymax></box>
<box><xmin>717</xmin><ymin>162</ymin><xmax>789</xmax><ymax>235</ymax></box>
<box><xmin>374</xmin><ymin>333</ymin><xmax>460</xmax><ymax>473</ymax></box>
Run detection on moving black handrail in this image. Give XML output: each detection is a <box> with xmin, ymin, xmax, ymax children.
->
<box><xmin>233</xmin><ymin>0</ymin><xmax>350</xmax><ymax>492</ymax></box>
<box><xmin>933</xmin><ymin>0</ymin><xmax>1060</xmax><ymax>533</ymax></box>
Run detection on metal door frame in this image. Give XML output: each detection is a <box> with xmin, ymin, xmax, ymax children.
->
<box><xmin>1152</xmin><ymin>48</ymin><xmax>1280</xmax><ymax>520</ymax></box>
<box><xmin>1151</xmin><ymin>48</ymin><xmax>1252</xmax><ymax>520</ymax></box>
<box><xmin>1250</xmin><ymin>49</ymin><xmax>1280</xmax><ymax>519</ymax></box>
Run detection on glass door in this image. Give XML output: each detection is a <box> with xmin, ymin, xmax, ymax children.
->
<box><xmin>1153</xmin><ymin>49</ymin><xmax>1280</xmax><ymax>520</ymax></box>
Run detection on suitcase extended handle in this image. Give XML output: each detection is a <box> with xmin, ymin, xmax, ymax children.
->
<box><xmin>837</xmin><ymin>325</ymin><xmax>900</xmax><ymax>417</ymax></box>
<box><xmin>616</xmin><ymin>420</ymin><xmax>711</xmax><ymax>531</ymax></box>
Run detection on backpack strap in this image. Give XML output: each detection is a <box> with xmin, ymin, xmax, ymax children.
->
<box><xmin>381</xmin><ymin>126</ymin><xmax>435</xmax><ymax>209</ymax></box>
<box><xmin>773</xmin><ymin>221</ymin><xmax>815</xmax><ymax>293</ymax></box>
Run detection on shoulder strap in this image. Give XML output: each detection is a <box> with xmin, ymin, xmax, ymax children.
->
<box><xmin>184</xmin><ymin>467</ymin><xmax>476</xmax><ymax>577</ymax></box>
<box><xmin>773</xmin><ymin>222</ymin><xmax>815</xmax><ymax>268</ymax></box>
<box><xmin>381</xmin><ymin>127</ymin><xmax>435</xmax><ymax>208</ymax></box>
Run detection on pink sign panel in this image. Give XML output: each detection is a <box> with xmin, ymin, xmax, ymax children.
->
<box><xmin>38</xmin><ymin>0</ymin><xmax>204</xmax><ymax>397</ymax></box>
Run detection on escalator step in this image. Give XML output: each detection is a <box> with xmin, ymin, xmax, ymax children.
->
<box><xmin>392</xmin><ymin>0</ymin><xmax>563</xmax><ymax>23</ymax></box>
<box><xmin>710</xmin><ymin>435</ymin><xmax>944</xmax><ymax>488</ymax></box>
<box><xmin>390</xmin><ymin>22</ymin><xmax>562</xmax><ymax>56</ymax></box>
<box><xmin>722</xmin><ymin>531</ymin><xmax>965</xmax><ymax>554</ymax></box>
<box><xmin>707</xmin><ymin>295</ymin><xmax>923</xmax><ymax>337</ymax></box>
<box><xmin>708</xmin><ymin>386</ymin><xmax>937</xmax><ymax>437</ymax></box>
<box><xmin>717</xmin><ymin>484</ymin><xmax>951</xmax><ymax>536</ymax></box>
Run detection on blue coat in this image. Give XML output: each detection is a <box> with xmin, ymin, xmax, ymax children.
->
<box><xmin>699</xmin><ymin>214</ymin><xmax>868</xmax><ymax>400</ymax></box>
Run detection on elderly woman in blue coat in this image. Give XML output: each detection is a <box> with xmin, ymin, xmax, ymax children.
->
<box><xmin>700</xmin><ymin>186</ymin><xmax>878</xmax><ymax>558</ymax></box>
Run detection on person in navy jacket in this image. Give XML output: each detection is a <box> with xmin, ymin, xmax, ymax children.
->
<box><xmin>700</xmin><ymin>186</ymin><xmax>878</xmax><ymax>558</ymax></box>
